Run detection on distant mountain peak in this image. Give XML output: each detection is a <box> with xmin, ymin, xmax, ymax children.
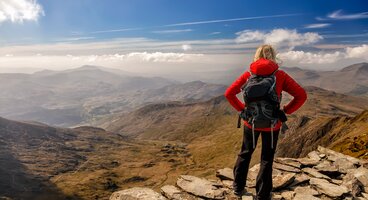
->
<box><xmin>74</xmin><ymin>65</ymin><xmax>102</xmax><ymax>71</ymax></box>
<box><xmin>340</xmin><ymin>62</ymin><xmax>368</xmax><ymax>72</ymax></box>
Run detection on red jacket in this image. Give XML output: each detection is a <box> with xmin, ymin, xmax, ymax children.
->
<box><xmin>224</xmin><ymin>58</ymin><xmax>307</xmax><ymax>131</ymax></box>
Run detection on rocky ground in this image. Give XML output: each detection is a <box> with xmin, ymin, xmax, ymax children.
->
<box><xmin>109</xmin><ymin>146</ymin><xmax>368</xmax><ymax>200</ymax></box>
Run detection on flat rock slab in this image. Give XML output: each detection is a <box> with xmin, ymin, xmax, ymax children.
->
<box><xmin>241</xmin><ymin>195</ymin><xmax>254</xmax><ymax>200</ymax></box>
<box><xmin>275</xmin><ymin>157</ymin><xmax>301</xmax><ymax>168</ymax></box>
<box><xmin>280</xmin><ymin>191</ymin><xmax>295</xmax><ymax>200</ymax></box>
<box><xmin>247</xmin><ymin>164</ymin><xmax>260</xmax><ymax>181</ymax></box>
<box><xmin>352</xmin><ymin>167</ymin><xmax>368</xmax><ymax>188</ymax></box>
<box><xmin>343</xmin><ymin>167</ymin><xmax>368</xmax><ymax>194</ymax></box>
<box><xmin>310</xmin><ymin>178</ymin><xmax>349</xmax><ymax>198</ymax></box>
<box><xmin>334</xmin><ymin>157</ymin><xmax>357</xmax><ymax>173</ymax></box>
<box><xmin>294</xmin><ymin>186</ymin><xmax>319</xmax><ymax>196</ymax></box>
<box><xmin>302</xmin><ymin>168</ymin><xmax>331</xmax><ymax>180</ymax></box>
<box><xmin>273</xmin><ymin>173</ymin><xmax>296</xmax><ymax>190</ymax></box>
<box><xmin>161</xmin><ymin>185</ymin><xmax>197</xmax><ymax>200</ymax></box>
<box><xmin>110</xmin><ymin>187</ymin><xmax>167</xmax><ymax>200</ymax></box>
<box><xmin>317</xmin><ymin>145</ymin><xmax>361</xmax><ymax>165</ymax></box>
<box><xmin>176</xmin><ymin>175</ymin><xmax>225</xmax><ymax>199</ymax></box>
<box><xmin>297</xmin><ymin>157</ymin><xmax>320</xmax><ymax>167</ymax></box>
<box><xmin>314</xmin><ymin>160</ymin><xmax>341</xmax><ymax>177</ymax></box>
<box><xmin>273</xmin><ymin>162</ymin><xmax>300</xmax><ymax>173</ymax></box>
<box><xmin>216</xmin><ymin>168</ymin><xmax>234</xmax><ymax>181</ymax></box>
<box><xmin>221</xmin><ymin>180</ymin><xmax>233</xmax><ymax>189</ymax></box>
<box><xmin>293</xmin><ymin>193</ymin><xmax>320</xmax><ymax>200</ymax></box>
<box><xmin>289</xmin><ymin>173</ymin><xmax>311</xmax><ymax>187</ymax></box>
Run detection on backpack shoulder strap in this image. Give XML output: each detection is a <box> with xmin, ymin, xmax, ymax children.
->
<box><xmin>271</xmin><ymin>69</ymin><xmax>278</xmax><ymax>76</ymax></box>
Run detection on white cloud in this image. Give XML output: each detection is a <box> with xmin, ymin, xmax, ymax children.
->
<box><xmin>235</xmin><ymin>30</ymin><xmax>265</xmax><ymax>43</ymax></box>
<box><xmin>181</xmin><ymin>44</ymin><xmax>192</xmax><ymax>51</ymax></box>
<box><xmin>279</xmin><ymin>44</ymin><xmax>368</xmax><ymax>64</ymax></box>
<box><xmin>278</xmin><ymin>51</ymin><xmax>342</xmax><ymax>64</ymax></box>
<box><xmin>235</xmin><ymin>29</ymin><xmax>322</xmax><ymax>49</ymax></box>
<box><xmin>346</xmin><ymin>44</ymin><xmax>368</xmax><ymax>59</ymax></box>
<box><xmin>60</xmin><ymin>52</ymin><xmax>204</xmax><ymax>63</ymax></box>
<box><xmin>304</xmin><ymin>23</ymin><xmax>331</xmax><ymax>29</ymax></box>
<box><xmin>0</xmin><ymin>0</ymin><xmax>44</xmax><ymax>23</ymax></box>
<box><xmin>152</xmin><ymin>29</ymin><xmax>192</xmax><ymax>34</ymax></box>
<box><xmin>125</xmin><ymin>52</ymin><xmax>202</xmax><ymax>62</ymax></box>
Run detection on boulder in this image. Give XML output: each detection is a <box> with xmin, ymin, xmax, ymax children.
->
<box><xmin>161</xmin><ymin>185</ymin><xmax>197</xmax><ymax>200</ymax></box>
<box><xmin>176</xmin><ymin>175</ymin><xmax>225</xmax><ymax>199</ymax></box>
<box><xmin>319</xmin><ymin>153</ymin><xmax>326</xmax><ymax>158</ymax></box>
<box><xmin>216</xmin><ymin>168</ymin><xmax>234</xmax><ymax>180</ymax></box>
<box><xmin>272</xmin><ymin>173</ymin><xmax>296</xmax><ymax>190</ymax></box>
<box><xmin>309</xmin><ymin>178</ymin><xmax>349</xmax><ymax>198</ymax></box>
<box><xmin>307</xmin><ymin>151</ymin><xmax>321</xmax><ymax>161</ymax></box>
<box><xmin>110</xmin><ymin>187</ymin><xmax>167</xmax><ymax>200</ymax></box>
<box><xmin>302</xmin><ymin>168</ymin><xmax>331</xmax><ymax>180</ymax></box>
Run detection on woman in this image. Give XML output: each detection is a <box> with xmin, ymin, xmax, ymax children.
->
<box><xmin>224</xmin><ymin>44</ymin><xmax>307</xmax><ymax>199</ymax></box>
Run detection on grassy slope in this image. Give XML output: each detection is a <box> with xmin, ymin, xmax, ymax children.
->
<box><xmin>103</xmin><ymin>87</ymin><xmax>368</xmax><ymax>180</ymax></box>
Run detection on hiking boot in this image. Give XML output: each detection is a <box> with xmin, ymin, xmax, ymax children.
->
<box><xmin>233</xmin><ymin>189</ymin><xmax>245</xmax><ymax>197</ymax></box>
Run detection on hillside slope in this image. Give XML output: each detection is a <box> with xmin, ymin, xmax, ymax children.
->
<box><xmin>0</xmin><ymin>117</ymin><xmax>136</xmax><ymax>199</ymax></box>
<box><xmin>282</xmin><ymin>62</ymin><xmax>368</xmax><ymax>96</ymax></box>
<box><xmin>103</xmin><ymin>87</ymin><xmax>368</xmax><ymax>178</ymax></box>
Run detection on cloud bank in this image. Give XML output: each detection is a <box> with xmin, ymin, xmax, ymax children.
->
<box><xmin>0</xmin><ymin>0</ymin><xmax>44</xmax><ymax>23</ymax></box>
<box><xmin>279</xmin><ymin>44</ymin><xmax>368</xmax><ymax>64</ymax></box>
<box><xmin>235</xmin><ymin>29</ymin><xmax>322</xmax><ymax>49</ymax></box>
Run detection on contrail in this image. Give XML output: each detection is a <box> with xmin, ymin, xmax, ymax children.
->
<box><xmin>164</xmin><ymin>13</ymin><xmax>302</xmax><ymax>27</ymax></box>
<box><xmin>88</xmin><ymin>13</ymin><xmax>302</xmax><ymax>34</ymax></box>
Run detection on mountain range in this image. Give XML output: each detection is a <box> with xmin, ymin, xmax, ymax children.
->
<box><xmin>0</xmin><ymin>62</ymin><xmax>368</xmax><ymax>199</ymax></box>
<box><xmin>281</xmin><ymin>62</ymin><xmax>368</xmax><ymax>96</ymax></box>
<box><xmin>0</xmin><ymin>66</ymin><xmax>225</xmax><ymax>127</ymax></box>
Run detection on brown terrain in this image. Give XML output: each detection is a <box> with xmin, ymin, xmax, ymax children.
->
<box><xmin>0</xmin><ymin>63</ymin><xmax>367</xmax><ymax>199</ymax></box>
<box><xmin>2</xmin><ymin>86</ymin><xmax>367</xmax><ymax>199</ymax></box>
<box><xmin>281</xmin><ymin>62</ymin><xmax>368</xmax><ymax>96</ymax></box>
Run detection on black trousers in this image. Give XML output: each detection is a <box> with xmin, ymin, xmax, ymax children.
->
<box><xmin>233</xmin><ymin>126</ymin><xmax>280</xmax><ymax>200</ymax></box>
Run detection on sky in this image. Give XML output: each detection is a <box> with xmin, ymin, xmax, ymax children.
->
<box><xmin>0</xmin><ymin>0</ymin><xmax>368</xmax><ymax>74</ymax></box>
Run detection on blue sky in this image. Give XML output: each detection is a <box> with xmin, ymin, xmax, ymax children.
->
<box><xmin>0</xmin><ymin>0</ymin><xmax>367</xmax><ymax>73</ymax></box>
<box><xmin>2</xmin><ymin>0</ymin><xmax>368</xmax><ymax>43</ymax></box>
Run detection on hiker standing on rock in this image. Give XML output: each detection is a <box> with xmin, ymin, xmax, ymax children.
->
<box><xmin>224</xmin><ymin>44</ymin><xmax>307</xmax><ymax>199</ymax></box>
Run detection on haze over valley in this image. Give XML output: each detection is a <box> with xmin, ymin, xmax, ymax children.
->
<box><xmin>1</xmin><ymin>0</ymin><xmax>368</xmax><ymax>199</ymax></box>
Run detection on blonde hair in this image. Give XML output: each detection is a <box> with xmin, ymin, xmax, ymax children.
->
<box><xmin>253</xmin><ymin>44</ymin><xmax>281</xmax><ymax>64</ymax></box>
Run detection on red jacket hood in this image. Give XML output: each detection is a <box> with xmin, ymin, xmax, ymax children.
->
<box><xmin>249</xmin><ymin>58</ymin><xmax>279</xmax><ymax>76</ymax></box>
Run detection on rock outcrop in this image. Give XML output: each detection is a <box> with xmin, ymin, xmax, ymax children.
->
<box><xmin>109</xmin><ymin>146</ymin><xmax>368</xmax><ymax>200</ymax></box>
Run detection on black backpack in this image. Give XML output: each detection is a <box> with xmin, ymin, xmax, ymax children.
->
<box><xmin>237</xmin><ymin>70</ymin><xmax>281</xmax><ymax>129</ymax></box>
